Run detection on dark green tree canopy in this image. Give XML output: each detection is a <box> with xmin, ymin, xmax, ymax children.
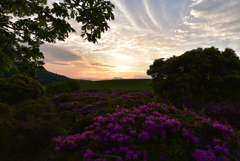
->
<box><xmin>147</xmin><ymin>46</ymin><xmax>240</xmax><ymax>98</ymax></box>
<box><xmin>0</xmin><ymin>0</ymin><xmax>115</xmax><ymax>76</ymax></box>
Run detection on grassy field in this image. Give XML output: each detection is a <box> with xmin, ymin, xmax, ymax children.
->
<box><xmin>80</xmin><ymin>79</ymin><xmax>152</xmax><ymax>91</ymax></box>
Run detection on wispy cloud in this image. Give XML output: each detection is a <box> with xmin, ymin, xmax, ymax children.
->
<box><xmin>90</xmin><ymin>63</ymin><xmax>116</xmax><ymax>68</ymax></box>
<box><xmin>40</xmin><ymin>44</ymin><xmax>82</xmax><ymax>63</ymax></box>
<box><xmin>41</xmin><ymin>0</ymin><xmax>240</xmax><ymax>80</ymax></box>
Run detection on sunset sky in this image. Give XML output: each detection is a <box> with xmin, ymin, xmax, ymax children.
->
<box><xmin>40</xmin><ymin>0</ymin><xmax>240</xmax><ymax>80</ymax></box>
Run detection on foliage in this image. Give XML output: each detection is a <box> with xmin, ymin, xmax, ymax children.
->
<box><xmin>1</xmin><ymin>89</ymin><xmax>240</xmax><ymax>160</ymax></box>
<box><xmin>147</xmin><ymin>46</ymin><xmax>240</xmax><ymax>99</ymax></box>
<box><xmin>0</xmin><ymin>0</ymin><xmax>115</xmax><ymax>76</ymax></box>
<box><xmin>12</xmin><ymin>99</ymin><xmax>52</xmax><ymax>122</ymax></box>
<box><xmin>54</xmin><ymin>102</ymin><xmax>240</xmax><ymax>161</ymax></box>
<box><xmin>0</xmin><ymin>103</ymin><xmax>17</xmax><ymax>151</ymax></box>
<box><xmin>0</xmin><ymin>74</ymin><xmax>45</xmax><ymax>105</ymax></box>
<box><xmin>0</xmin><ymin>102</ymin><xmax>12</xmax><ymax>117</ymax></box>
<box><xmin>70</xmin><ymin>115</ymin><xmax>93</xmax><ymax>135</ymax></box>
<box><xmin>46</xmin><ymin>79</ymin><xmax>81</xmax><ymax>95</ymax></box>
<box><xmin>54</xmin><ymin>93</ymin><xmax>73</xmax><ymax>108</ymax></box>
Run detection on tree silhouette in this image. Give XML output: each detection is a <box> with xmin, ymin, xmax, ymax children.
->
<box><xmin>147</xmin><ymin>46</ymin><xmax>240</xmax><ymax>98</ymax></box>
<box><xmin>0</xmin><ymin>0</ymin><xmax>115</xmax><ymax>76</ymax></box>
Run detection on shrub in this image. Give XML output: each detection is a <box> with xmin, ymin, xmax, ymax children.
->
<box><xmin>0</xmin><ymin>103</ymin><xmax>12</xmax><ymax>117</ymax></box>
<box><xmin>0</xmin><ymin>103</ymin><xmax>17</xmax><ymax>151</ymax></box>
<box><xmin>53</xmin><ymin>93</ymin><xmax>74</xmax><ymax>111</ymax></box>
<box><xmin>0</xmin><ymin>74</ymin><xmax>45</xmax><ymax>105</ymax></box>
<box><xmin>12</xmin><ymin>99</ymin><xmax>52</xmax><ymax>122</ymax></box>
<box><xmin>147</xmin><ymin>47</ymin><xmax>240</xmax><ymax>99</ymax></box>
<box><xmin>46</xmin><ymin>79</ymin><xmax>81</xmax><ymax>95</ymax></box>
<box><xmin>69</xmin><ymin>115</ymin><xmax>93</xmax><ymax>135</ymax></box>
<box><xmin>54</xmin><ymin>103</ymin><xmax>240</xmax><ymax>160</ymax></box>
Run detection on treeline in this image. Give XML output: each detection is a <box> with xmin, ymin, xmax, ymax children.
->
<box><xmin>1</xmin><ymin>68</ymin><xmax>90</xmax><ymax>86</ymax></box>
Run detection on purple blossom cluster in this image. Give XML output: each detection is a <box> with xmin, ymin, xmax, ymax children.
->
<box><xmin>54</xmin><ymin>103</ymin><xmax>184</xmax><ymax>160</ymax></box>
<box><xmin>195</xmin><ymin>116</ymin><xmax>237</xmax><ymax>139</ymax></box>
<box><xmin>121</xmin><ymin>94</ymin><xmax>144</xmax><ymax>106</ymax></box>
<box><xmin>182</xmin><ymin>128</ymin><xmax>198</xmax><ymax>143</ymax></box>
<box><xmin>55</xmin><ymin>100</ymin><xmax>240</xmax><ymax>160</ymax></box>
<box><xmin>52</xmin><ymin>89</ymin><xmax>153</xmax><ymax>117</ymax></box>
<box><xmin>213</xmin><ymin>139</ymin><xmax>229</xmax><ymax>155</ymax></box>
<box><xmin>176</xmin><ymin>95</ymin><xmax>238</xmax><ymax>121</ymax></box>
<box><xmin>51</xmin><ymin>90</ymin><xmax>240</xmax><ymax>160</ymax></box>
<box><xmin>192</xmin><ymin>142</ymin><xmax>230</xmax><ymax>161</ymax></box>
<box><xmin>73</xmin><ymin>104</ymin><xmax>95</xmax><ymax>115</ymax></box>
<box><xmin>140</xmin><ymin>114</ymin><xmax>181</xmax><ymax>139</ymax></box>
<box><xmin>57</xmin><ymin>101</ymin><xmax>79</xmax><ymax>110</ymax></box>
<box><xmin>55</xmin><ymin>131</ymin><xmax>93</xmax><ymax>153</ymax></box>
<box><xmin>6</xmin><ymin>88</ymin><xmax>240</xmax><ymax>161</ymax></box>
<box><xmin>192</xmin><ymin>146</ymin><xmax>218</xmax><ymax>161</ymax></box>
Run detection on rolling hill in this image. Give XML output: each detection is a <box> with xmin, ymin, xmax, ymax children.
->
<box><xmin>1</xmin><ymin>68</ymin><xmax>90</xmax><ymax>86</ymax></box>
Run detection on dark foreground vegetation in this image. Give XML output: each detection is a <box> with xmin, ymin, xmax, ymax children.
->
<box><xmin>1</xmin><ymin>47</ymin><xmax>240</xmax><ymax>161</ymax></box>
<box><xmin>0</xmin><ymin>76</ymin><xmax>240</xmax><ymax>161</ymax></box>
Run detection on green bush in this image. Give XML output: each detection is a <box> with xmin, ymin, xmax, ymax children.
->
<box><xmin>0</xmin><ymin>103</ymin><xmax>17</xmax><ymax>151</ymax></box>
<box><xmin>147</xmin><ymin>47</ymin><xmax>240</xmax><ymax>99</ymax></box>
<box><xmin>53</xmin><ymin>93</ymin><xmax>73</xmax><ymax>111</ymax></box>
<box><xmin>46</xmin><ymin>79</ymin><xmax>81</xmax><ymax>95</ymax></box>
<box><xmin>69</xmin><ymin>115</ymin><xmax>93</xmax><ymax>135</ymax></box>
<box><xmin>12</xmin><ymin>99</ymin><xmax>52</xmax><ymax>122</ymax></box>
<box><xmin>0</xmin><ymin>74</ymin><xmax>45</xmax><ymax>105</ymax></box>
<box><xmin>0</xmin><ymin>103</ymin><xmax>12</xmax><ymax>117</ymax></box>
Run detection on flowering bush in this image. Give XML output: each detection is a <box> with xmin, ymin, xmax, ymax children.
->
<box><xmin>54</xmin><ymin>102</ymin><xmax>240</xmax><ymax>161</ymax></box>
<box><xmin>1</xmin><ymin>89</ymin><xmax>240</xmax><ymax>161</ymax></box>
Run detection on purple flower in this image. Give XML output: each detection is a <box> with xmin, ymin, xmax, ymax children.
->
<box><xmin>55</xmin><ymin>146</ymin><xmax>60</xmax><ymax>154</ymax></box>
<box><xmin>95</xmin><ymin>158</ymin><xmax>107</xmax><ymax>161</ymax></box>
<box><xmin>161</xmin><ymin>130</ymin><xmax>167</xmax><ymax>138</ymax></box>
<box><xmin>214</xmin><ymin>144</ymin><xmax>229</xmax><ymax>154</ymax></box>
<box><xmin>94</xmin><ymin>135</ymin><xmax>101</xmax><ymax>142</ymax></box>
<box><xmin>182</xmin><ymin>128</ymin><xmax>198</xmax><ymax>143</ymax></box>
<box><xmin>143</xmin><ymin>151</ymin><xmax>147</xmax><ymax>159</ymax></box>
<box><xmin>129</xmin><ymin>129</ymin><xmax>136</xmax><ymax>135</ymax></box>
<box><xmin>104</xmin><ymin>150</ymin><xmax>112</xmax><ymax>155</ymax></box>
<box><xmin>94</xmin><ymin>116</ymin><xmax>106</xmax><ymax>123</ymax></box>
<box><xmin>112</xmin><ymin>147</ymin><xmax>117</xmax><ymax>153</ymax></box>
<box><xmin>138</xmin><ymin>131</ymin><xmax>150</xmax><ymax>141</ymax></box>
<box><xmin>164</xmin><ymin>119</ymin><xmax>181</xmax><ymax>133</ymax></box>
<box><xmin>170</xmin><ymin>106</ymin><xmax>177</xmax><ymax>111</ymax></box>
<box><xmin>133</xmin><ymin>154</ymin><xmax>138</xmax><ymax>159</ymax></box>
<box><xmin>160</xmin><ymin>154</ymin><xmax>165</xmax><ymax>160</ymax></box>
<box><xmin>192</xmin><ymin>148</ymin><xmax>217</xmax><ymax>161</ymax></box>
<box><xmin>83</xmin><ymin>149</ymin><xmax>98</xmax><ymax>159</ymax></box>
<box><xmin>152</xmin><ymin>111</ymin><xmax>161</xmax><ymax>117</ymax></box>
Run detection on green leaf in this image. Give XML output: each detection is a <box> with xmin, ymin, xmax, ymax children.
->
<box><xmin>110</xmin><ymin>13</ymin><xmax>114</xmax><ymax>20</ymax></box>
<box><xmin>70</xmin><ymin>11</ymin><xmax>75</xmax><ymax>19</ymax></box>
<box><xmin>88</xmin><ymin>0</ymin><xmax>94</xmax><ymax>6</ymax></box>
<box><xmin>6</xmin><ymin>57</ymin><xmax>17</xmax><ymax>69</ymax></box>
<box><xmin>1</xmin><ymin>0</ymin><xmax>115</xmax><ymax>76</ymax></box>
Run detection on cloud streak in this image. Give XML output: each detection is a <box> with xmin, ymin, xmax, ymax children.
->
<box><xmin>41</xmin><ymin>0</ymin><xmax>240</xmax><ymax>80</ymax></box>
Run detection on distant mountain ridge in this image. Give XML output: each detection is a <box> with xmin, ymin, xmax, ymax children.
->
<box><xmin>1</xmin><ymin>68</ymin><xmax>91</xmax><ymax>86</ymax></box>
